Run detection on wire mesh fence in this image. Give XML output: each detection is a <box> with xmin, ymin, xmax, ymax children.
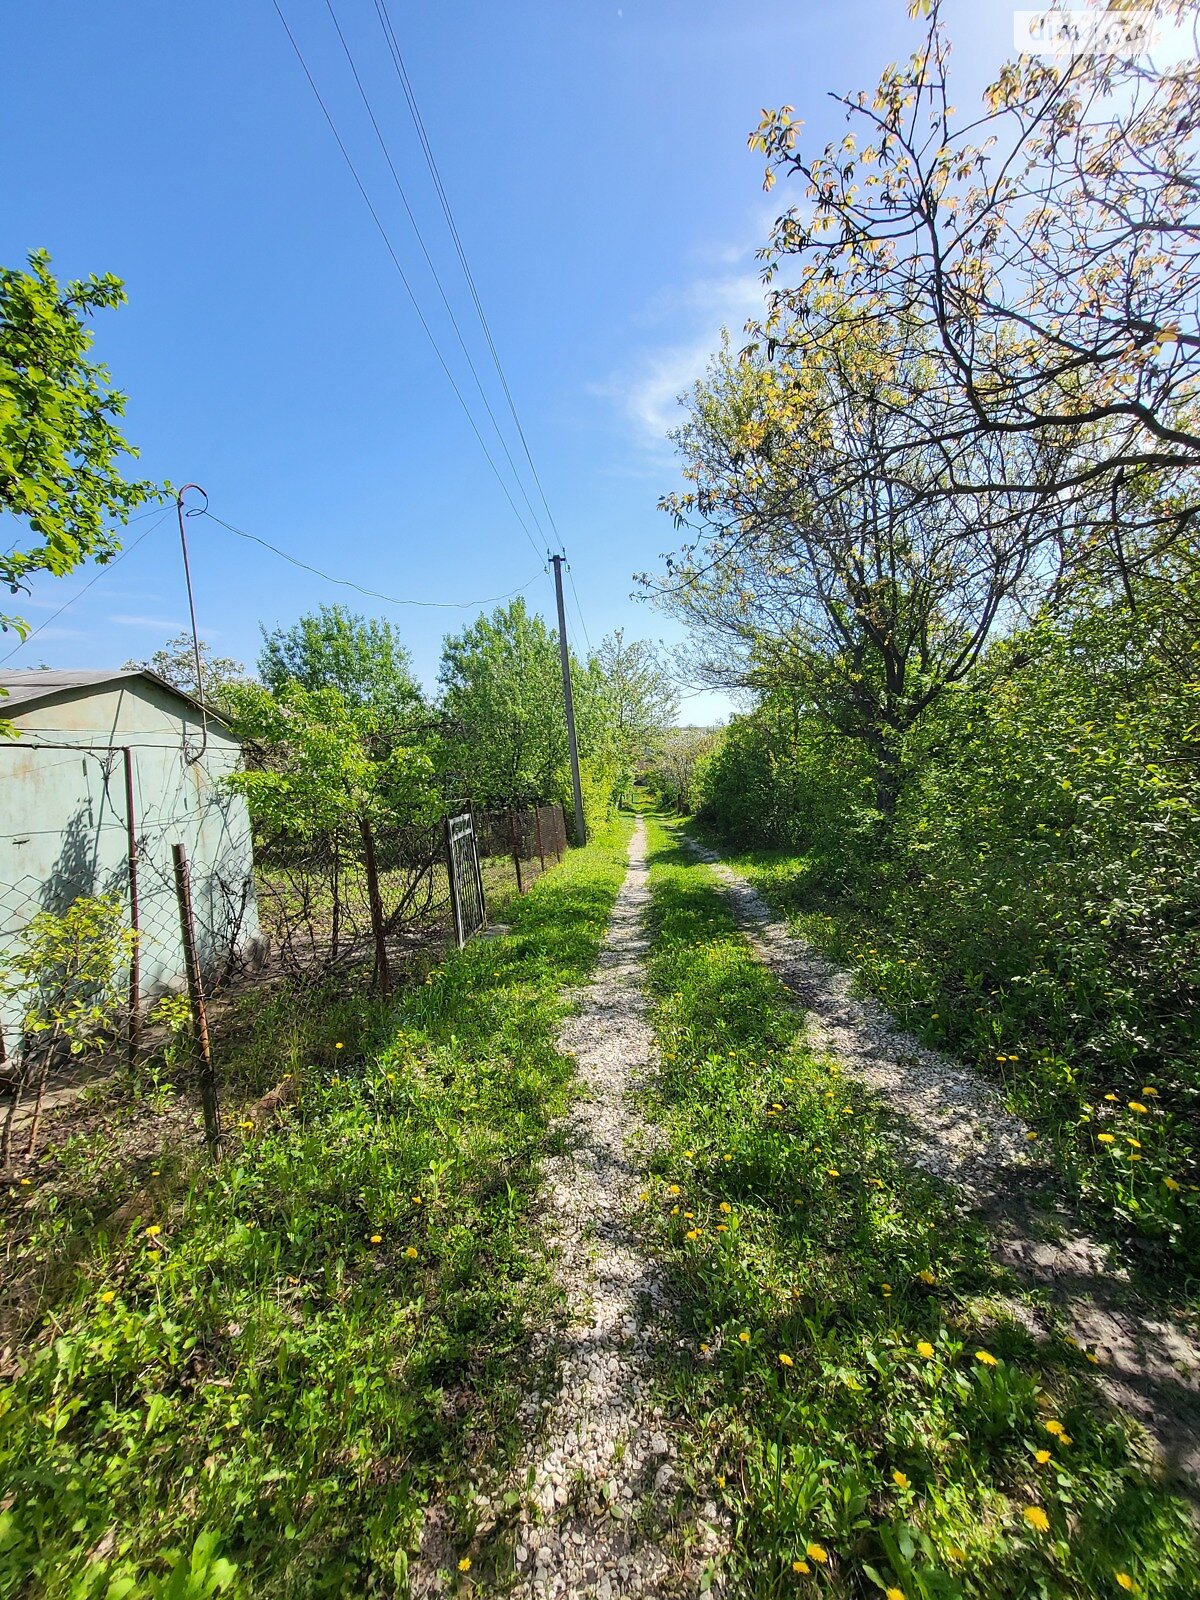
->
<box><xmin>1</xmin><ymin>799</ymin><xmax>569</xmax><ymax>1163</ymax></box>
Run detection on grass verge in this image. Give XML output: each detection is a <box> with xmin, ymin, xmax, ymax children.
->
<box><xmin>639</xmin><ymin>818</ymin><xmax>1198</xmax><ymax>1600</ymax></box>
<box><xmin>0</xmin><ymin>818</ymin><xmax>632</xmax><ymax>1600</ymax></box>
<box><xmin>694</xmin><ymin>832</ymin><xmax>1200</xmax><ymax>1297</ymax></box>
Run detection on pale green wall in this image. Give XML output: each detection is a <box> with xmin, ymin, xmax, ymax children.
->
<box><xmin>0</xmin><ymin>678</ymin><xmax>260</xmax><ymax>1049</ymax></box>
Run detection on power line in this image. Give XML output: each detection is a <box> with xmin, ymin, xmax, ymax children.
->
<box><xmin>320</xmin><ymin>0</ymin><xmax>551</xmax><ymax>549</ymax></box>
<box><xmin>269</xmin><ymin>0</ymin><xmax>546</xmax><ymax>567</ymax></box>
<box><xmin>373</xmin><ymin>0</ymin><xmax>566</xmax><ymax>556</ymax></box>
<box><xmin>201</xmin><ymin>509</ymin><xmax>543</xmax><ymax>609</ymax></box>
<box><xmin>0</xmin><ymin>509</ymin><xmax>173</xmax><ymax>665</ymax></box>
<box><xmin>566</xmin><ymin>561</ymin><xmax>593</xmax><ymax>655</ymax></box>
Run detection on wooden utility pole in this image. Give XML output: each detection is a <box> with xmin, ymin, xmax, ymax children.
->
<box><xmin>550</xmin><ymin>554</ymin><xmax>586</xmax><ymax>846</ymax></box>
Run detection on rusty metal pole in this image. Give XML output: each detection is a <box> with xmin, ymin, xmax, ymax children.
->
<box><xmin>172</xmin><ymin>842</ymin><xmax>220</xmax><ymax>1156</ymax></box>
<box><xmin>122</xmin><ymin>748</ymin><xmax>141</xmax><ymax>1069</ymax></box>
<box><xmin>534</xmin><ymin>805</ymin><xmax>546</xmax><ymax>874</ymax></box>
<box><xmin>511</xmin><ymin>809</ymin><xmax>524</xmax><ymax>895</ymax></box>
<box><xmin>358</xmin><ymin>816</ymin><xmax>391</xmax><ymax>997</ymax></box>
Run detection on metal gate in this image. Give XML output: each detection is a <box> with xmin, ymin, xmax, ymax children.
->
<box><xmin>444</xmin><ymin>813</ymin><xmax>486</xmax><ymax>948</ymax></box>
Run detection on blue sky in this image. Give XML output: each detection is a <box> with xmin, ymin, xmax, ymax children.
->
<box><xmin>2</xmin><ymin>0</ymin><xmax>1019</xmax><ymax>722</ymax></box>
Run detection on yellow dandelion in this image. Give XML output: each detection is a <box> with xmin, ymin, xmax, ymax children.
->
<box><xmin>975</xmin><ymin>1349</ymin><xmax>998</xmax><ymax>1366</ymax></box>
<box><xmin>1125</xmin><ymin>1137</ymin><xmax>1141</xmax><ymax>1149</ymax></box>
<box><xmin>1060</xmin><ymin>1434</ymin><xmax>1073</xmax><ymax>1445</ymax></box>
<box><xmin>1141</xmin><ymin>1086</ymin><xmax>1158</xmax><ymax>1097</ymax></box>
<box><xmin>917</xmin><ymin>1340</ymin><xmax>935</xmax><ymax>1359</ymax></box>
<box><xmin>716</xmin><ymin>1224</ymin><xmax>728</xmax><ymax>1232</ymax></box>
<box><xmin>715</xmin><ymin>1473</ymin><xmax>725</xmax><ymax>1487</ymax></box>
<box><xmin>684</xmin><ymin>1149</ymin><xmax>694</xmax><ymax>1157</ymax></box>
<box><xmin>792</xmin><ymin>1560</ymin><xmax>810</xmax><ymax>1575</ymax></box>
<box><xmin>719</xmin><ymin>1201</ymin><xmax>732</xmax><ymax>1214</ymax></box>
<box><xmin>1026</xmin><ymin>1131</ymin><xmax>1038</xmax><ymax>1141</ymax></box>
<box><xmin>1128</xmin><ymin>1152</ymin><xmax>1142</xmax><ymax>1162</ymax></box>
<box><xmin>738</xmin><ymin>1330</ymin><xmax>751</xmax><ymax>1344</ymax></box>
<box><xmin>1022</xmin><ymin>1506</ymin><xmax>1050</xmax><ymax>1534</ymax></box>
<box><xmin>805</xmin><ymin>1543</ymin><xmax>829</xmax><ymax>1564</ymax></box>
<box><xmin>887</xmin><ymin>1589</ymin><xmax>907</xmax><ymax>1600</ymax></box>
<box><xmin>1128</xmin><ymin>1102</ymin><xmax>1148</xmax><ymax>1114</ymax></box>
<box><xmin>1097</xmin><ymin>1133</ymin><xmax>1115</xmax><ymax>1144</ymax></box>
<box><xmin>892</xmin><ymin>1470</ymin><xmax>909</xmax><ymax>1489</ymax></box>
<box><xmin>458</xmin><ymin>1557</ymin><xmax>471</xmax><ymax>1572</ymax></box>
<box><xmin>413</xmin><ymin>1195</ymin><xmax>423</xmax><ymax>1205</ymax></box>
<box><xmin>917</xmin><ymin>1269</ymin><xmax>936</xmax><ymax>1285</ymax></box>
<box><xmin>881</xmin><ymin>1284</ymin><xmax>893</xmax><ymax>1297</ymax></box>
<box><xmin>686</xmin><ymin>1228</ymin><xmax>701</xmax><ymax>1240</ymax></box>
<box><xmin>1043</xmin><ymin>1419</ymin><xmax>1065</xmax><ymax>1436</ymax></box>
<box><xmin>405</xmin><ymin>1246</ymin><xmax>418</xmax><ymax>1259</ymax></box>
<box><xmin>670</xmin><ymin>1206</ymin><xmax>680</xmax><ymax>1216</ymax></box>
<box><xmin>826</xmin><ymin>1168</ymin><xmax>840</xmax><ymax>1178</ymax></box>
<box><xmin>145</xmin><ymin>1225</ymin><xmax>161</xmax><ymax>1239</ymax></box>
<box><xmin>335</xmin><ymin>1042</ymin><xmax>344</xmax><ymax>1050</ymax></box>
<box><xmin>369</xmin><ymin>1234</ymin><xmax>382</xmax><ymax>1245</ymax></box>
<box><xmin>1035</xmin><ymin>1448</ymin><xmax>1051</xmax><ymax>1463</ymax></box>
<box><xmin>1115</xmin><ymin>1575</ymin><xmax>1135</xmax><ymax>1593</ymax></box>
<box><xmin>667</xmin><ymin>1184</ymin><xmax>681</xmax><ymax>1196</ymax></box>
<box><xmin>778</xmin><ymin>1352</ymin><xmax>794</xmax><ymax>1367</ymax></box>
<box><xmin>18</xmin><ymin>1177</ymin><xmax>31</xmax><ymax>1186</ymax></box>
<box><xmin>1104</xmin><ymin>1093</ymin><xmax>1118</xmax><ymax>1102</ymax></box>
<box><xmin>100</xmin><ymin>1290</ymin><xmax>116</xmax><ymax>1304</ymax></box>
<box><xmin>1164</xmin><ymin>1177</ymin><xmax>1182</xmax><ymax>1192</ymax></box>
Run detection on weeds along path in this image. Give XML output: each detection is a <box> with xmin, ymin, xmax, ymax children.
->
<box><xmin>499</xmin><ymin>817</ymin><xmax>704</xmax><ymax>1598</ymax></box>
<box><xmin>682</xmin><ymin>832</ymin><xmax>1200</xmax><ymax>1496</ymax></box>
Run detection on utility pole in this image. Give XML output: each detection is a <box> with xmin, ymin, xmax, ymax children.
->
<box><xmin>550</xmin><ymin>553</ymin><xmax>587</xmax><ymax>846</ymax></box>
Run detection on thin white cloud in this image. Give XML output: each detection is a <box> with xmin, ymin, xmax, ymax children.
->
<box><xmin>107</xmin><ymin>614</ymin><xmax>186</xmax><ymax>631</ymax></box>
<box><xmin>602</xmin><ymin>269</ymin><xmax>769</xmax><ymax>454</ymax></box>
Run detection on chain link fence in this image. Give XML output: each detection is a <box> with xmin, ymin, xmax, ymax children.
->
<box><xmin>1</xmin><ymin>800</ymin><xmax>569</xmax><ymax>1161</ymax></box>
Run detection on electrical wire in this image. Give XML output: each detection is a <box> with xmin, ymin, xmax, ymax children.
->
<box><xmin>201</xmin><ymin>509</ymin><xmax>543</xmax><ymax>609</ymax></box>
<box><xmin>321</xmin><ymin>0</ymin><xmax>551</xmax><ymax>550</ymax></box>
<box><xmin>566</xmin><ymin>562</ymin><xmax>593</xmax><ymax>655</ymax></box>
<box><xmin>269</xmin><ymin>0</ymin><xmax>546</xmax><ymax>567</ymax></box>
<box><xmin>0</xmin><ymin>508</ymin><xmax>173</xmax><ymax>665</ymax></box>
<box><xmin>372</xmin><ymin>0</ymin><xmax>566</xmax><ymax>556</ymax></box>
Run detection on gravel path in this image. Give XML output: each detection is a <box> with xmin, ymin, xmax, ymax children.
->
<box><xmin>682</xmin><ymin>834</ymin><xmax>1200</xmax><ymax>1497</ymax></box>
<box><xmin>498</xmin><ymin>818</ymin><xmax>708</xmax><ymax>1597</ymax></box>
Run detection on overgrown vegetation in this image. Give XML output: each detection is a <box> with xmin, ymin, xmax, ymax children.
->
<box><xmin>644</xmin><ymin>4</ymin><xmax>1200</xmax><ymax>1281</ymax></box>
<box><xmin>688</xmin><ymin>571</ymin><xmax>1200</xmax><ymax>1277</ymax></box>
<box><xmin>641</xmin><ymin>818</ymin><xmax>1198</xmax><ymax>1599</ymax></box>
<box><xmin>0</xmin><ymin>821</ymin><xmax>631</xmax><ymax>1599</ymax></box>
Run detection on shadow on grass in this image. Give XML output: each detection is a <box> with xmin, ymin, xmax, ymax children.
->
<box><xmin>637</xmin><ymin>827</ymin><xmax>1200</xmax><ymax>1600</ymax></box>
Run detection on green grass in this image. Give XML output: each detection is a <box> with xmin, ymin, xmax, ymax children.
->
<box><xmin>0</xmin><ymin>818</ymin><xmax>632</xmax><ymax>1600</ymax></box>
<box><xmin>694</xmin><ymin>833</ymin><xmax>1200</xmax><ymax>1298</ymax></box>
<box><xmin>639</xmin><ymin>818</ymin><xmax>1199</xmax><ymax>1599</ymax></box>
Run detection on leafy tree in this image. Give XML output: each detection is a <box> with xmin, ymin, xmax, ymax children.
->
<box><xmin>223</xmin><ymin>681</ymin><xmax>436</xmax><ymax>839</ymax></box>
<box><xmin>651</xmin><ymin>332</ymin><xmax>1079</xmax><ymax>814</ymax></box>
<box><xmin>1</xmin><ymin>251</ymin><xmax>159</xmax><ymax>640</ymax></box>
<box><xmin>643</xmin><ymin>724</ymin><xmax>721</xmax><ymax>814</ymax></box>
<box><xmin>437</xmin><ymin>598</ymin><xmax>569</xmax><ymax>806</ymax></box>
<box><xmin>124</xmin><ymin>633</ymin><xmax>247</xmax><ymax>711</ymax></box>
<box><xmin>258</xmin><ymin>605</ymin><xmax>424</xmax><ymax>717</ymax></box>
<box><xmin>748</xmin><ymin>0</ymin><xmax>1200</xmax><ymax>560</ymax></box>
<box><xmin>592</xmin><ymin>630</ymin><xmax>678</xmax><ymax>756</ymax></box>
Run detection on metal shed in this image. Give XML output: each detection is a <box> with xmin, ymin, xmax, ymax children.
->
<box><xmin>0</xmin><ymin>669</ymin><xmax>261</xmax><ymax>1047</ymax></box>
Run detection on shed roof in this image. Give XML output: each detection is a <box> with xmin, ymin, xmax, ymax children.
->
<box><xmin>0</xmin><ymin>668</ymin><xmax>235</xmax><ymax>729</ymax></box>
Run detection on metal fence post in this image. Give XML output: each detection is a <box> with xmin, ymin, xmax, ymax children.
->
<box><xmin>172</xmin><ymin>842</ymin><xmax>221</xmax><ymax>1157</ymax></box>
<box><xmin>122</xmin><ymin>748</ymin><xmax>141</xmax><ymax>1070</ymax></box>
<box><xmin>534</xmin><ymin>805</ymin><xmax>546</xmax><ymax>874</ymax></box>
<box><xmin>358</xmin><ymin>816</ymin><xmax>391</xmax><ymax>997</ymax></box>
<box><xmin>510</xmin><ymin>808</ymin><xmax>524</xmax><ymax>895</ymax></box>
<box><xmin>444</xmin><ymin>815</ymin><xmax>465</xmax><ymax>948</ymax></box>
